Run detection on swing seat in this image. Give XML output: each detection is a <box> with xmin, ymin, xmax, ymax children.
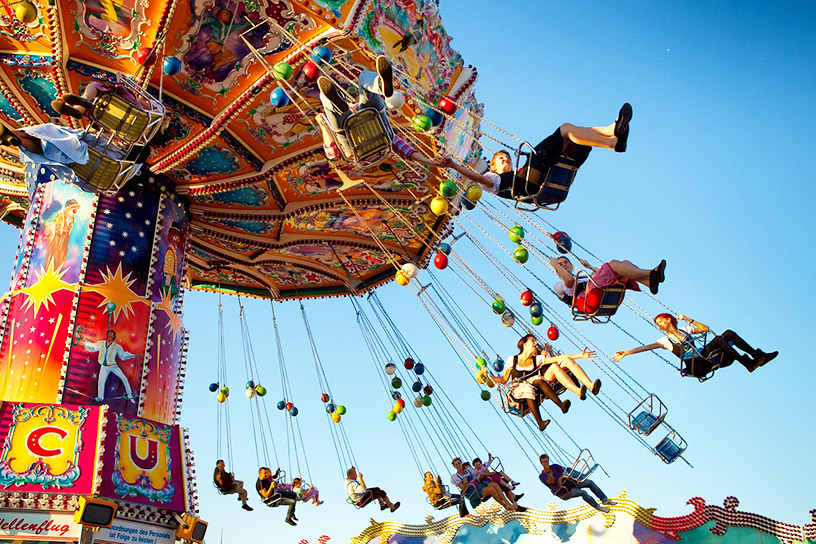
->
<box><xmin>571</xmin><ymin>271</ymin><xmax>626</xmax><ymax>324</ymax></box>
<box><xmin>88</xmin><ymin>74</ymin><xmax>165</xmax><ymax>145</ymax></box>
<box><xmin>534</xmin><ymin>157</ymin><xmax>578</xmax><ymax>210</ymax></box>
<box><xmin>678</xmin><ymin>332</ymin><xmax>723</xmax><ymax>382</ymax></box>
<box><xmin>330</xmin><ymin>107</ymin><xmax>394</xmax><ymax>168</ymax></box>
<box><xmin>627</xmin><ymin>394</ymin><xmax>668</xmax><ymax>436</ymax></box>
<box><xmin>263</xmin><ymin>493</ymin><xmax>287</xmax><ymax>508</ymax></box>
<box><xmin>346</xmin><ymin>497</ymin><xmax>364</xmax><ymax>509</ymax></box>
<box><xmin>70</xmin><ymin>135</ymin><xmax>138</xmax><ymax>193</ymax></box>
<box><xmin>653</xmin><ymin>427</ymin><xmax>687</xmax><ymax>464</ymax></box>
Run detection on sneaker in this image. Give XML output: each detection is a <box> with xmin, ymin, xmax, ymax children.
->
<box><xmin>316</xmin><ymin>500</ymin><xmax>324</xmax><ymax>505</ymax></box>
<box><xmin>561</xmin><ymin>399</ymin><xmax>571</xmax><ymax>414</ymax></box>
<box><xmin>375</xmin><ymin>55</ymin><xmax>393</xmax><ymax>98</ymax></box>
<box><xmin>510</xmin><ymin>480</ymin><xmax>521</xmax><ymax>488</ymax></box>
<box><xmin>285</xmin><ymin>517</ymin><xmax>296</xmax><ymax>526</ymax></box>
<box><xmin>597</xmin><ymin>505</ymin><xmax>611</xmax><ymax>513</ymax></box>
<box><xmin>390</xmin><ymin>501</ymin><xmax>401</xmax><ymax>512</ymax></box>
<box><xmin>241</xmin><ymin>504</ymin><xmax>253</xmax><ymax>511</ymax></box>
<box><xmin>591</xmin><ymin>379</ymin><xmax>602</xmax><ymax>395</ymax></box>
<box><xmin>317</xmin><ymin>76</ymin><xmax>349</xmax><ymax>114</ymax></box>
<box><xmin>603</xmin><ymin>499</ymin><xmax>617</xmax><ymax>506</ymax></box>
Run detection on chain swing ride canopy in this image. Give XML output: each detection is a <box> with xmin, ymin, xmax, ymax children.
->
<box><xmin>0</xmin><ymin>0</ymin><xmax>481</xmax><ymax>299</ymax></box>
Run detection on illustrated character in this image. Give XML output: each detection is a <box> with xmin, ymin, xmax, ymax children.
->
<box><xmin>160</xmin><ymin>222</ymin><xmax>182</xmax><ymax>300</ymax></box>
<box><xmin>84</xmin><ymin>329</ymin><xmax>143</xmax><ymax>403</ymax></box>
<box><xmin>41</xmin><ymin>198</ymin><xmax>81</xmax><ymax>269</ymax></box>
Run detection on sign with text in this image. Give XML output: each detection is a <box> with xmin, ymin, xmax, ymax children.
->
<box><xmin>0</xmin><ymin>509</ymin><xmax>80</xmax><ymax>541</ymax></box>
<box><xmin>96</xmin><ymin>519</ymin><xmax>175</xmax><ymax>544</ymax></box>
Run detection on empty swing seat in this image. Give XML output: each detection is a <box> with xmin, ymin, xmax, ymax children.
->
<box><xmin>535</xmin><ymin>157</ymin><xmax>579</xmax><ymax>210</ymax></box>
<box><xmin>340</xmin><ymin>107</ymin><xmax>394</xmax><ymax>167</ymax></box>
<box><xmin>653</xmin><ymin>428</ymin><xmax>687</xmax><ymax>464</ymax></box>
<box><xmin>88</xmin><ymin>75</ymin><xmax>165</xmax><ymax>145</ymax></box>
<box><xmin>630</xmin><ymin>411</ymin><xmax>659</xmax><ymax>434</ymax></box>
<box><xmin>627</xmin><ymin>394</ymin><xmax>668</xmax><ymax>436</ymax></box>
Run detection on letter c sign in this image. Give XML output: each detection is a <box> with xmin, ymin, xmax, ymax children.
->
<box><xmin>26</xmin><ymin>427</ymin><xmax>69</xmax><ymax>457</ymax></box>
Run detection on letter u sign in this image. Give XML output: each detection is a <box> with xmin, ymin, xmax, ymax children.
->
<box><xmin>128</xmin><ymin>435</ymin><xmax>159</xmax><ymax>471</ymax></box>
<box><xmin>26</xmin><ymin>426</ymin><xmax>69</xmax><ymax>457</ymax></box>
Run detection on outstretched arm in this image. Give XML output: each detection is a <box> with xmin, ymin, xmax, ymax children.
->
<box><xmin>677</xmin><ymin>314</ymin><xmax>709</xmax><ymax>334</ymax></box>
<box><xmin>444</xmin><ymin>157</ymin><xmax>495</xmax><ymax>189</ymax></box>
<box><xmin>612</xmin><ymin>342</ymin><xmax>662</xmax><ymax>362</ymax></box>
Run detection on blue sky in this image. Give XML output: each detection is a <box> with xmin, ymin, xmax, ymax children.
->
<box><xmin>1</xmin><ymin>2</ymin><xmax>815</xmax><ymax>543</ymax></box>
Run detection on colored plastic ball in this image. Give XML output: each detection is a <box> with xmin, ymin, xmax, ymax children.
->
<box><xmin>401</xmin><ymin>262</ymin><xmax>419</xmax><ymax>279</ymax></box>
<box><xmin>391</xmin><ymin>391</ymin><xmax>401</xmax><ymax>401</ymax></box>
<box><xmin>547</xmin><ymin>326</ymin><xmax>560</xmax><ymax>341</ymax></box>
<box><xmin>460</xmin><ymin>198</ymin><xmax>476</xmax><ymax>211</ymax></box>
<box><xmin>414</xmin><ymin>396</ymin><xmax>424</xmax><ymax>408</ymax></box>
<box><xmin>336</xmin><ymin>405</ymin><xmax>346</xmax><ymax>415</ymax></box>
<box><xmin>286</xmin><ymin>402</ymin><xmax>293</xmax><ymax>411</ymax></box>
<box><xmin>397</xmin><ymin>397</ymin><xmax>405</xmax><ymax>408</ymax></box>
<box><xmin>475</xmin><ymin>357</ymin><xmax>486</xmax><ymax>369</ymax></box>
<box><xmin>162</xmin><ymin>57</ymin><xmax>182</xmax><ymax>76</ymax></box>
<box><xmin>137</xmin><ymin>47</ymin><xmax>156</xmax><ymax>67</ymax></box>
<box><xmin>387</xmin><ymin>410</ymin><xmax>397</xmax><ymax>421</ymax></box>
<box><xmin>412</xmin><ymin>380</ymin><xmax>422</xmax><ymax>393</ymax></box>
<box><xmin>384</xmin><ymin>91</ymin><xmax>405</xmax><ymax>111</ymax></box>
<box><xmin>246</xmin><ymin>380</ymin><xmax>255</xmax><ymax>389</ymax></box>
<box><xmin>391</xmin><ymin>377</ymin><xmax>402</xmax><ymax>389</ymax></box>
<box><xmin>208</xmin><ymin>382</ymin><xmax>219</xmax><ymax>392</ymax></box>
<box><xmin>422</xmin><ymin>395</ymin><xmax>432</xmax><ymax>406</ymax></box>
<box><xmin>255</xmin><ymin>385</ymin><xmax>267</xmax><ymax>397</ymax></box>
<box><xmin>492</xmin><ymin>297</ymin><xmax>506</xmax><ymax>315</ymax></box>
<box><xmin>530</xmin><ymin>302</ymin><xmax>544</xmax><ymax>318</ymax></box>
<box><xmin>423</xmin><ymin>385</ymin><xmax>433</xmax><ymax>395</ymax></box>
<box><xmin>531</xmin><ymin>316</ymin><xmax>544</xmax><ymax>326</ymax></box>
<box><xmin>15</xmin><ymin>1</ymin><xmax>37</xmax><ymax>24</ymax></box>
<box><xmin>475</xmin><ymin>370</ymin><xmax>485</xmax><ymax>385</ymax></box>
<box><xmin>277</xmin><ymin>400</ymin><xmax>286</xmax><ymax>410</ymax></box>
<box><xmin>493</xmin><ymin>358</ymin><xmax>505</xmax><ymax>373</ymax></box>
<box><xmin>414</xmin><ymin>363</ymin><xmax>425</xmax><ymax>375</ymax></box>
<box><xmin>385</xmin><ymin>362</ymin><xmax>397</xmax><ymax>375</ymax></box>
<box><xmin>326</xmin><ymin>403</ymin><xmax>336</xmax><ymax>413</ymax></box>
<box><xmin>273</xmin><ymin>62</ymin><xmax>294</xmax><ymax>81</ymax></box>
<box><xmin>245</xmin><ymin>388</ymin><xmax>255</xmax><ymax>398</ymax></box>
<box><xmin>331</xmin><ymin>412</ymin><xmax>341</xmax><ymax>423</ymax></box>
<box><xmin>220</xmin><ymin>386</ymin><xmax>229</xmax><ymax>396</ymax></box>
<box><xmin>480</xmin><ymin>390</ymin><xmax>491</xmax><ymax>401</ymax></box>
<box><xmin>321</xmin><ymin>393</ymin><xmax>330</xmax><ymax>403</ymax></box>
<box><xmin>520</xmin><ymin>290</ymin><xmax>534</xmax><ymax>306</ymax></box>
<box><xmin>501</xmin><ymin>310</ymin><xmax>515</xmax><ymax>327</ymax></box>
<box><xmin>466</xmin><ymin>183</ymin><xmax>483</xmax><ymax>202</ymax></box>
<box><xmin>404</xmin><ymin>357</ymin><xmax>415</xmax><ymax>370</ymax></box>
<box><xmin>513</xmin><ymin>246</ymin><xmax>529</xmax><ymax>264</ymax></box>
<box><xmin>289</xmin><ymin>406</ymin><xmax>299</xmax><ymax>416</ymax></box>
<box><xmin>509</xmin><ymin>225</ymin><xmax>525</xmax><ymax>244</ymax></box>
<box><xmin>437</xmin><ymin>243</ymin><xmax>452</xmax><ymax>255</ymax></box>
<box><xmin>438</xmin><ymin>96</ymin><xmax>456</xmax><ymax>115</ymax></box>
<box><xmin>395</xmin><ymin>270</ymin><xmax>410</xmax><ymax>286</ymax></box>
<box><xmin>553</xmin><ymin>231</ymin><xmax>572</xmax><ymax>254</ymax></box>
<box><xmin>393</xmin><ymin>402</ymin><xmax>403</xmax><ymax>414</ymax></box>
<box><xmin>424</xmin><ymin>108</ymin><xmax>444</xmax><ymax>127</ymax></box>
<box><xmin>411</xmin><ymin>114</ymin><xmax>432</xmax><ymax>132</ymax></box>
<box><xmin>217</xmin><ymin>392</ymin><xmax>226</xmax><ymax>403</ymax></box>
<box><xmin>311</xmin><ymin>45</ymin><xmax>333</xmax><ymax>65</ymax></box>
<box><xmin>430</xmin><ymin>196</ymin><xmax>449</xmax><ymax>216</ymax></box>
<box><xmin>439</xmin><ymin>179</ymin><xmax>458</xmax><ymax>198</ymax></box>
<box><xmin>434</xmin><ymin>252</ymin><xmax>449</xmax><ymax>270</ymax></box>
<box><xmin>269</xmin><ymin>87</ymin><xmax>290</xmax><ymax>108</ymax></box>
<box><xmin>301</xmin><ymin>61</ymin><xmax>319</xmax><ymax>82</ymax></box>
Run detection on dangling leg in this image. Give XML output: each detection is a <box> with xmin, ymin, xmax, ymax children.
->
<box><xmin>558</xmin><ymin>358</ymin><xmax>598</xmax><ymax>391</ymax></box>
<box><xmin>524</xmin><ymin>398</ymin><xmax>550</xmax><ymax>431</ymax></box>
<box><xmin>0</xmin><ymin>126</ymin><xmax>41</xmax><ymax>153</ymax></box>
<box><xmin>560</xmin><ymin>123</ymin><xmax>617</xmax><ymax>150</ymax></box>
<box><xmin>606</xmin><ymin>259</ymin><xmax>666</xmax><ymax>294</ymax></box>
<box><xmin>544</xmin><ymin>365</ymin><xmax>584</xmax><ymax>399</ymax></box>
<box><xmin>531</xmin><ymin>378</ymin><xmax>570</xmax><ymax>413</ymax></box>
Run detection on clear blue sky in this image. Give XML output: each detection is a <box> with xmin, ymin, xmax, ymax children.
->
<box><xmin>1</xmin><ymin>2</ymin><xmax>815</xmax><ymax>543</ymax></box>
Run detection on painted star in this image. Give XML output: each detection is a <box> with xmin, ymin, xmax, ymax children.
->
<box><xmin>14</xmin><ymin>261</ymin><xmax>76</xmax><ymax>317</ymax></box>
<box><xmin>84</xmin><ymin>263</ymin><xmax>144</xmax><ymax>322</ymax></box>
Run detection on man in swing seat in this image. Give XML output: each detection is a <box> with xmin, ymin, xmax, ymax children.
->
<box><xmin>441</xmin><ymin>103</ymin><xmax>633</xmax><ymax>201</ymax></box>
<box><xmin>539</xmin><ymin>453</ymin><xmax>615</xmax><ymax>513</ymax></box>
<box><xmin>213</xmin><ymin>459</ymin><xmax>253</xmax><ymax>511</ymax></box>
<box><xmin>345</xmin><ymin>466</ymin><xmax>400</xmax><ymax>512</ymax></box>
<box><xmin>314</xmin><ymin>55</ymin><xmax>446</xmax><ymax>169</ymax></box>
<box><xmin>256</xmin><ymin>467</ymin><xmax>298</xmax><ymax>525</ymax></box>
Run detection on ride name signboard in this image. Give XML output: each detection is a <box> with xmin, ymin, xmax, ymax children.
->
<box><xmin>0</xmin><ymin>509</ymin><xmax>80</xmax><ymax>541</ymax></box>
<box><xmin>95</xmin><ymin>519</ymin><xmax>175</xmax><ymax>544</ymax></box>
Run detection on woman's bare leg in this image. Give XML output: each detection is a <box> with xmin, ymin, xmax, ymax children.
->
<box><xmin>606</xmin><ymin>259</ymin><xmax>654</xmax><ymax>288</ymax></box>
<box><xmin>544</xmin><ymin>365</ymin><xmax>582</xmax><ymax>396</ymax></box>
<box><xmin>10</xmin><ymin>129</ymin><xmax>42</xmax><ymax>154</ymax></box>
<box><xmin>560</xmin><ymin>123</ymin><xmax>617</xmax><ymax>150</ymax></box>
<box><xmin>559</xmin><ymin>358</ymin><xmax>594</xmax><ymax>389</ymax></box>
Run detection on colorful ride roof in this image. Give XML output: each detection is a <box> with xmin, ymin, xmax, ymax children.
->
<box><xmin>0</xmin><ymin>0</ymin><xmax>481</xmax><ymax>299</ymax></box>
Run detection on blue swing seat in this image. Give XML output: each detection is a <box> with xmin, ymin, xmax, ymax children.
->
<box><xmin>534</xmin><ymin>157</ymin><xmax>579</xmax><ymax>210</ymax></box>
<box><xmin>630</xmin><ymin>411</ymin><xmax>658</xmax><ymax>434</ymax></box>
<box><xmin>653</xmin><ymin>427</ymin><xmax>687</xmax><ymax>464</ymax></box>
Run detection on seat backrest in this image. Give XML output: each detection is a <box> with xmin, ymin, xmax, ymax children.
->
<box><xmin>342</xmin><ymin>108</ymin><xmax>393</xmax><ymax>166</ymax></box>
<box><xmin>654</xmin><ymin>437</ymin><xmax>684</xmax><ymax>463</ymax></box>
<box><xmin>595</xmin><ymin>285</ymin><xmax>626</xmax><ymax>316</ymax></box>
<box><xmin>536</xmin><ymin>157</ymin><xmax>579</xmax><ymax>207</ymax></box>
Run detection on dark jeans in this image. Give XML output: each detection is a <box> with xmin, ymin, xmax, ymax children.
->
<box><xmin>265</xmin><ymin>490</ymin><xmax>297</xmax><ymax>519</ymax></box>
<box><xmin>434</xmin><ymin>494</ymin><xmax>468</xmax><ymax>516</ymax></box>
<box><xmin>559</xmin><ymin>479</ymin><xmax>607</xmax><ymax>509</ymax></box>
<box><xmin>356</xmin><ymin>487</ymin><xmax>387</xmax><ymax>508</ymax></box>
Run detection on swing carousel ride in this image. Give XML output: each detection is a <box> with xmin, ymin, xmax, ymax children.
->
<box><xmin>0</xmin><ymin>0</ymin><xmax>810</xmax><ymax>543</ymax></box>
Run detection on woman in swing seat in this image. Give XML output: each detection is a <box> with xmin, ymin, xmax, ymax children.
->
<box><xmin>612</xmin><ymin>313</ymin><xmax>778</xmax><ymax>377</ymax></box>
<box><xmin>441</xmin><ymin>103</ymin><xmax>632</xmax><ymax>200</ymax></box>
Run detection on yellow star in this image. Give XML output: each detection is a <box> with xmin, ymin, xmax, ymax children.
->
<box><xmin>84</xmin><ymin>263</ymin><xmax>144</xmax><ymax>322</ymax></box>
<box><xmin>14</xmin><ymin>261</ymin><xmax>76</xmax><ymax>317</ymax></box>
<box><xmin>157</xmin><ymin>289</ymin><xmax>184</xmax><ymax>341</ymax></box>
